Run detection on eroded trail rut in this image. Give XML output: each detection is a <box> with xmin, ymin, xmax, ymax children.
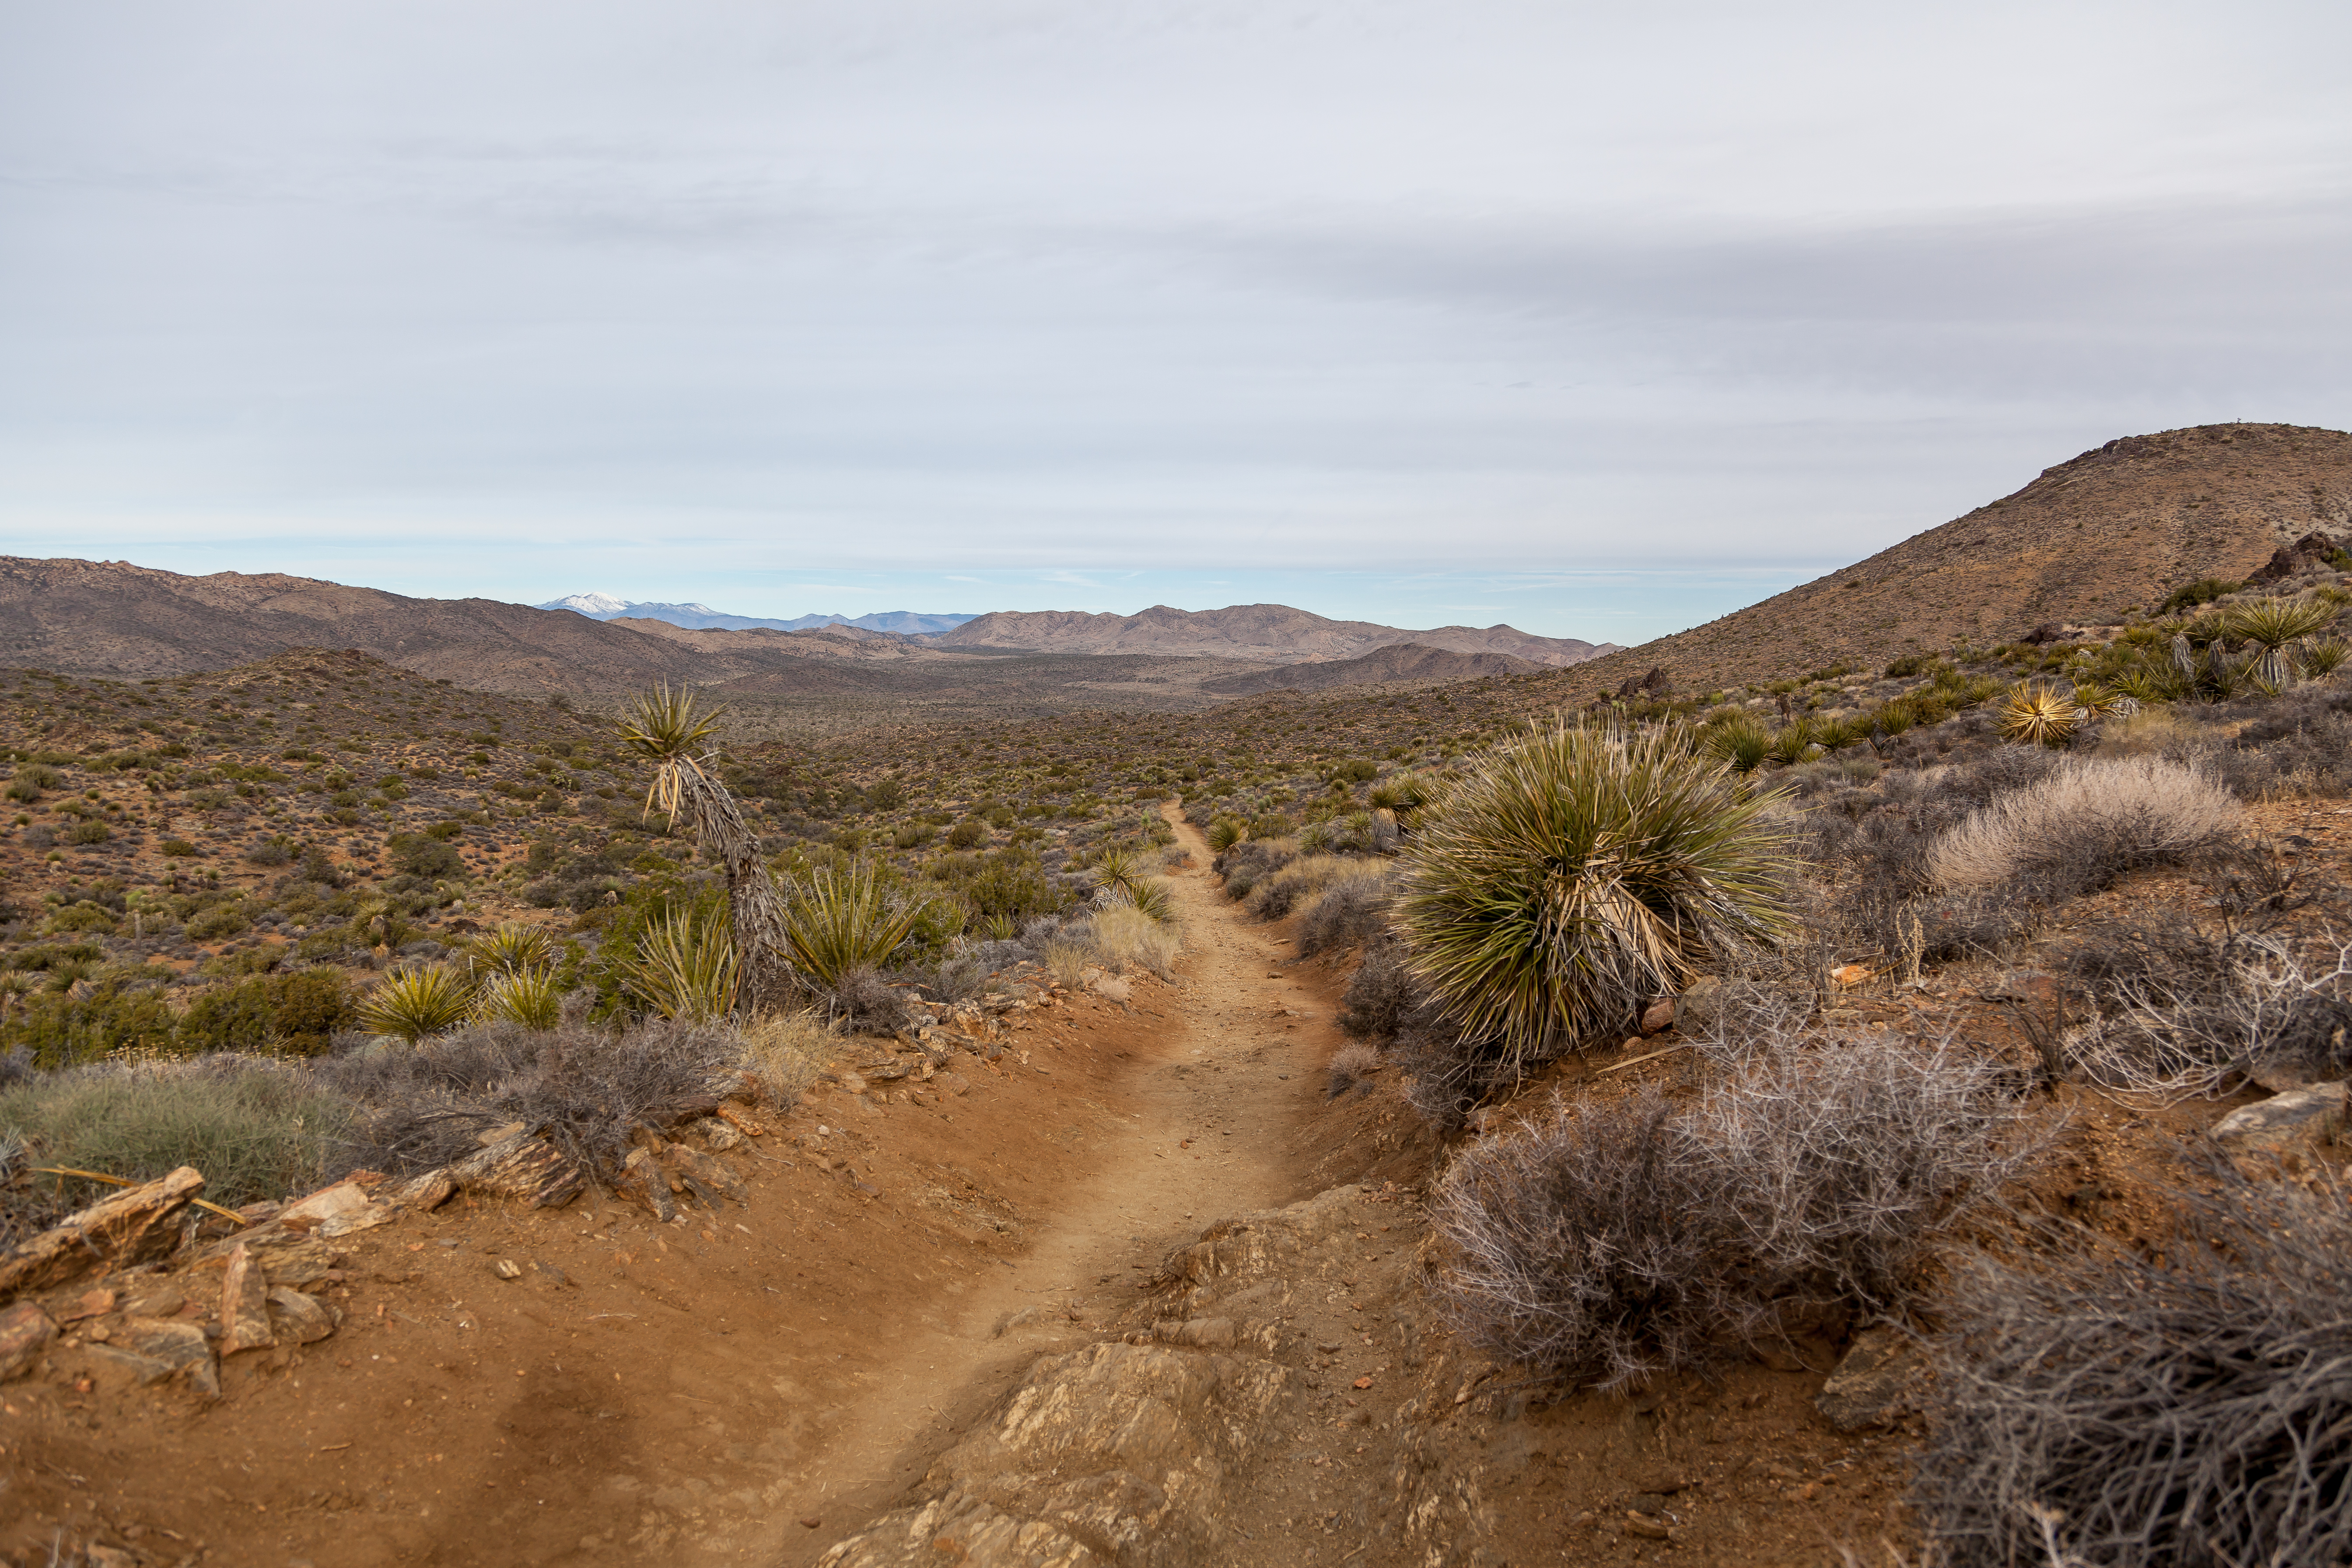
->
<box><xmin>728</xmin><ymin>810</ymin><xmax>1333</xmax><ymax>1567</ymax></box>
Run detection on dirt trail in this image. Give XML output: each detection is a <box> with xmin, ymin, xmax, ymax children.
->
<box><xmin>742</xmin><ymin>809</ymin><xmax>1327</xmax><ymax>1564</ymax></box>
<box><xmin>3</xmin><ymin>813</ymin><xmax>1358</xmax><ymax>1568</ymax></box>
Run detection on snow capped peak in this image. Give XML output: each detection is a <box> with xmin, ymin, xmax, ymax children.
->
<box><xmin>540</xmin><ymin>592</ymin><xmax>629</xmax><ymax>616</ymax></box>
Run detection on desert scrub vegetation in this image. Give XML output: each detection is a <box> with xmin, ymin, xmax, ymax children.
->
<box><xmin>1925</xmin><ymin>756</ymin><xmax>2239</xmax><ymax>892</ymax></box>
<box><xmin>1431</xmin><ymin>1036</ymin><xmax>2034</xmax><ymax>1392</ymax></box>
<box><xmin>0</xmin><ymin>1057</ymin><xmax>353</xmax><ymax>1224</ymax></box>
<box><xmin>1915</xmin><ymin>1160</ymin><xmax>2352</xmax><ymax>1568</ymax></box>
<box><xmin>1396</xmin><ymin>721</ymin><xmax>1796</xmax><ymax>1068</ymax></box>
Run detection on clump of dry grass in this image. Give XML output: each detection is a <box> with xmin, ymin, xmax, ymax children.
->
<box><xmin>1087</xmin><ymin>903</ymin><xmax>1182</xmax><ymax>979</ymax></box>
<box><xmin>1294</xmin><ymin>861</ymin><xmax>1394</xmax><ymax>955</ymax></box>
<box><xmin>737</xmin><ymin>1010</ymin><xmax>832</xmax><ymax>1104</ymax></box>
<box><xmin>1242</xmin><ymin>851</ymin><xmax>1376</xmax><ymax>920</ymax></box>
<box><xmin>1916</xmin><ymin>1161</ymin><xmax>2352</xmax><ymax>1568</ymax></box>
<box><xmin>1927</xmin><ymin>756</ymin><xmax>2238</xmax><ymax>891</ymax></box>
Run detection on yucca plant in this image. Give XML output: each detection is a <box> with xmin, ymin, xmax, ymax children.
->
<box><xmin>625</xmin><ymin>906</ymin><xmax>740</xmax><ymax>1022</ymax></box>
<box><xmin>2300</xmin><ymin>635</ymin><xmax>2351</xmax><ymax>677</ymax></box>
<box><xmin>1874</xmin><ymin>698</ymin><xmax>1918</xmax><ymax>738</ymax></box>
<box><xmin>1088</xmin><ymin>844</ymin><xmax>1151</xmax><ymax>906</ymax></box>
<box><xmin>356</xmin><ymin>964</ymin><xmax>480</xmax><ymax>1045</ymax></box>
<box><xmin>779</xmin><ymin>861</ymin><xmax>928</xmax><ymax>989</ymax></box>
<box><xmin>2223</xmin><ymin>595</ymin><xmax>2335</xmax><ymax>689</ymax></box>
<box><xmin>475</xmin><ymin>966</ymin><xmax>564</xmax><ymax>1029</ymax></box>
<box><xmin>1204</xmin><ymin>817</ymin><xmax>1247</xmax><ymax>852</ymax></box>
<box><xmin>1766</xmin><ymin>717</ymin><xmax>1819</xmax><ymax>767</ymax></box>
<box><xmin>618</xmin><ymin>684</ymin><xmax>793</xmax><ymax>1005</ymax></box>
<box><xmin>1999</xmin><ymin>682</ymin><xmax>2082</xmax><ymax>747</ymax></box>
<box><xmin>1699</xmin><ymin>713</ymin><xmax>1772</xmax><ymax>774</ymax></box>
<box><xmin>1396</xmin><ymin>722</ymin><xmax>1796</xmax><ymax>1069</ymax></box>
<box><xmin>1099</xmin><ymin>876</ymin><xmax>1176</xmax><ymax>923</ymax></box>
<box><xmin>2070</xmin><ymin>681</ymin><xmax>2129</xmax><ymax>719</ymax></box>
<box><xmin>468</xmin><ymin>921</ymin><xmax>553</xmax><ymax>978</ymax></box>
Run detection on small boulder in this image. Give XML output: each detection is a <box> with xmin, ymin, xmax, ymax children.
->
<box><xmin>0</xmin><ymin>1300</ymin><xmax>57</xmax><ymax>1381</ymax></box>
<box><xmin>218</xmin><ymin>1241</ymin><xmax>276</xmax><ymax>1354</ymax></box>
<box><xmin>266</xmin><ymin>1287</ymin><xmax>340</xmax><ymax>1345</ymax></box>
<box><xmin>1676</xmin><ymin>977</ymin><xmax>1724</xmax><ymax>1036</ymax></box>
<box><xmin>1638</xmin><ymin>997</ymin><xmax>1676</xmax><ymax>1034</ymax></box>
<box><xmin>1815</xmin><ymin>1326</ymin><xmax>1928</xmax><ymax>1431</ymax></box>
<box><xmin>2212</xmin><ymin>1082</ymin><xmax>2346</xmax><ymax>1153</ymax></box>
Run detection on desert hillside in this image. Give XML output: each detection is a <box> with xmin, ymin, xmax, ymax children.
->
<box><xmin>936</xmin><ymin>602</ymin><xmax>1614</xmax><ymax>667</ymax></box>
<box><xmin>1539</xmin><ymin>421</ymin><xmax>2352</xmax><ymax>700</ymax></box>
<box><xmin>1200</xmin><ymin>640</ymin><xmax>1539</xmax><ymax>695</ymax></box>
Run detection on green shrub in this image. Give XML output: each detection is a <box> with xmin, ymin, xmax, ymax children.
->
<box><xmin>625</xmin><ymin>906</ymin><xmax>739</xmax><ymax>1022</ymax></box>
<box><xmin>387</xmin><ymin>830</ymin><xmax>463</xmax><ymax>879</ymax></box>
<box><xmin>1396</xmin><ymin>722</ymin><xmax>1796</xmax><ymax>1065</ymax></box>
<box><xmin>0</xmin><ymin>977</ymin><xmax>177</xmax><ymax>1069</ymax></box>
<box><xmin>66</xmin><ymin>819</ymin><xmax>111</xmax><ymax>846</ymax></box>
<box><xmin>161</xmin><ymin>837</ymin><xmax>198</xmax><ymax>858</ymax></box>
<box><xmin>177</xmin><ymin>969</ymin><xmax>355</xmax><ymax>1056</ymax></box>
<box><xmin>44</xmin><ymin>901</ymin><xmax>120</xmax><ymax>935</ymax></box>
<box><xmin>946</xmin><ymin>817</ymin><xmax>987</xmax><ymax>849</ymax></box>
<box><xmin>184</xmin><ymin>902</ymin><xmax>251</xmax><ymax>943</ymax></box>
<box><xmin>0</xmin><ymin>1064</ymin><xmax>350</xmax><ymax>1207</ymax></box>
<box><xmin>2158</xmin><ymin>577</ymin><xmax>2242</xmax><ymax>616</ymax></box>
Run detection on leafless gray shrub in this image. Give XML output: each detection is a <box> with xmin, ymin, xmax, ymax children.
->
<box><xmin>1916</xmin><ymin>1162</ymin><xmax>2352</xmax><ymax>1568</ymax></box>
<box><xmin>2063</xmin><ymin>927</ymin><xmax>2352</xmax><ymax>1097</ymax></box>
<box><xmin>1701</xmin><ymin>1038</ymin><xmax>2040</xmax><ymax>1309</ymax></box>
<box><xmin>1432</xmin><ymin>1036</ymin><xmax>2035</xmax><ymax>1390</ymax></box>
<box><xmin>318</xmin><ymin>1018</ymin><xmax>746</xmax><ymax>1176</ymax></box>
<box><xmin>1295</xmin><ymin>868</ymin><xmax>1393</xmax><ymax>956</ymax></box>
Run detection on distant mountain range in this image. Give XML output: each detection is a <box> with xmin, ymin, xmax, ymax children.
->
<box><xmin>936</xmin><ymin>604</ymin><xmax>1614</xmax><ymax>668</ymax></box>
<box><xmin>539</xmin><ymin>594</ymin><xmax>975</xmax><ymax>637</ymax></box>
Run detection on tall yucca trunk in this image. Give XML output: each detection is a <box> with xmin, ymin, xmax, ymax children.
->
<box><xmin>664</xmin><ymin>761</ymin><xmax>794</xmax><ymax>1010</ymax></box>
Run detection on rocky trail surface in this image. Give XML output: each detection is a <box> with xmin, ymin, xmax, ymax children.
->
<box><xmin>3</xmin><ymin>809</ymin><xmax>1918</xmax><ymax>1568</ymax></box>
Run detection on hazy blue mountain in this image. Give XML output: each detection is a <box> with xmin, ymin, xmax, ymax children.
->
<box><xmin>538</xmin><ymin>594</ymin><xmax>976</xmax><ymax>636</ymax></box>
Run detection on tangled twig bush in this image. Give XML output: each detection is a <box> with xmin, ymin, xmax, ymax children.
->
<box><xmin>1927</xmin><ymin>756</ymin><xmax>2239</xmax><ymax>892</ymax></box>
<box><xmin>1432</xmin><ymin>1037</ymin><xmax>2033</xmax><ymax>1390</ymax></box>
<box><xmin>1397</xmin><ymin>722</ymin><xmax>1796</xmax><ymax>1069</ymax></box>
<box><xmin>1916</xmin><ymin>1162</ymin><xmax>2352</xmax><ymax>1568</ymax></box>
<box><xmin>1292</xmin><ymin>862</ymin><xmax>1394</xmax><ymax>954</ymax></box>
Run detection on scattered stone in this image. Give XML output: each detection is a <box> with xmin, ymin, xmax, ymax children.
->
<box><xmin>619</xmin><ymin>1149</ymin><xmax>679</xmax><ymax>1223</ymax></box>
<box><xmin>494</xmin><ymin>1259</ymin><xmax>524</xmax><ymax>1281</ymax></box>
<box><xmin>119</xmin><ymin>1284</ymin><xmax>184</xmax><ymax>1319</ymax></box>
<box><xmin>1151</xmin><ymin>1317</ymin><xmax>1237</xmax><ymax>1349</ymax></box>
<box><xmin>690</xmin><ymin>1116</ymin><xmax>746</xmax><ymax>1152</ymax></box>
<box><xmin>445</xmin><ymin>1130</ymin><xmax>586</xmax><ymax>1208</ymax></box>
<box><xmin>2213</xmin><ymin>1083</ymin><xmax>2346</xmax><ymax>1153</ymax></box>
<box><xmin>95</xmin><ymin>1316</ymin><xmax>217</xmax><ymax>1396</ymax></box>
<box><xmin>1638</xmin><ymin>997</ymin><xmax>1675</xmax><ymax>1034</ymax></box>
<box><xmin>1624</xmin><ymin>1512</ymin><xmax>1675</xmax><ymax>1541</ymax></box>
<box><xmin>715</xmin><ymin>1102</ymin><xmax>769</xmax><ymax>1137</ymax></box>
<box><xmin>265</xmin><ymin>1287</ymin><xmax>339</xmax><ymax>1345</ymax></box>
<box><xmin>1677</xmin><ymin>976</ymin><xmax>1724</xmax><ymax>1036</ymax></box>
<box><xmin>63</xmin><ymin>1287</ymin><xmax>117</xmax><ymax>1322</ymax></box>
<box><xmin>1815</xmin><ymin>1326</ymin><xmax>1929</xmax><ymax>1431</ymax></box>
<box><xmin>0</xmin><ymin>1166</ymin><xmax>204</xmax><ymax>1297</ymax></box>
<box><xmin>280</xmin><ymin>1180</ymin><xmax>374</xmax><ymax>1228</ymax></box>
<box><xmin>219</xmin><ymin>1242</ymin><xmax>277</xmax><ymax>1354</ymax></box>
<box><xmin>0</xmin><ymin>1300</ymin><xmax>57</xmax><ymax>1380</ymax></box>
<box><xmin>383</xmin><ymin>1170</ymin><xmax>456</xmax><ymax>1212</ymax></box>
<box><xmin>662</xmin><ymin>1143</ymin><xmax>749</xmax><ymax>1208</ymax></box>
<box><xmin>1830</xmin><ymin>963</ymin><xmax>1873</xmax><ymax>988</ymax></box>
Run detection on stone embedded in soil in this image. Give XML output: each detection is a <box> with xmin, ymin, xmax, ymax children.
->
<box><xmin>91</xmin><ymin>1316</ymin><xmax>217</xmax><ymax>1396</ymax></box>
<box><xmin>265</xmin><ymin>1287</ymin><xmax>339</xmax><ymax>1345</ymax></box>
<box><xmin>2212</xmin><ymin>1082</ymin><xmax>2348</xmax><ymax>1152</ymax></box>
<box><xmin>1638</xmin><ymin>997</ymin><xmax>1675</xmax><ymax>1033</ymax></box>
<box><xmin>218</xmin><ymin>1242</ymin><xmax>276</xmax><ymax>1354</ymax></box>
<box><xmin>0</xmin><ymin>1299</ymin><xmax>57</xmax><ymax>1380</ymax></box>
<box><xmin>1814</xmin><ymin>1326</ymin><xmax>1929</xmax><ymax>1431</ymax></box>
<box><xmin>0</xmin><ymin>1166</ymin><xmax>204</xmax><ymax>1297</ymax></box>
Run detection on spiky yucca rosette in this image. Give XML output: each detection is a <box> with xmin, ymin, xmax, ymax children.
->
<box><xmin>1395</xmin><ymin>722</ymin><xmax>1796</xmax><ymax>1069</ymax></box>
<box><xmin>1998</xmin><ymin>682</ymin><xmax>2082</xmax><ymax>747</ymax></box>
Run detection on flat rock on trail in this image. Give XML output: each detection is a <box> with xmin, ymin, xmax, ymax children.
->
<box><xmin>0</xmin><ymin>812</ymin><xmax>1345</xmax><ymax>1567</ymax></box>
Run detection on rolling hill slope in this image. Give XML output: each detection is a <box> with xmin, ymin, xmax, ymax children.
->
<box><xmin>1532</xmin><ymin>422</ymin><xmax>2352</xmax><ymax>702</ymax></box>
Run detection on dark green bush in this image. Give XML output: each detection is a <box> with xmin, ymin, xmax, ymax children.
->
<box><xmin>178</xmin><ymin>969</ymin><xmax>356</xmax><ymax>1056</ymax></box>
<box><xmin>0</xmin><ymin>976</ymin><xmax>177</xmax><ymax>1068</ymax></box>
<box><xmin>387</xmin><ymin>830</ymin><xmax>464</xmax><ymax>879</ymax></box>
<box><xmin>2159</xmin><ymin>577</ymin><xmax>2243</xmax><ymax>616</ymax></box>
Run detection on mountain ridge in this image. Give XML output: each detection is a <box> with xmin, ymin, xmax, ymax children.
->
<box><xmin>539</xmin><ymin>595</ymin><xmax>975</xmax><ymax>637</ymax></box>
<box><xmin>936</xmin><ymin>602</ymin><xmax>1614</xmax><ymax>667</ymax></box>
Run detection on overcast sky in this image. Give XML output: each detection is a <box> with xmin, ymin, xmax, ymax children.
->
<box><xmin>4</xmin><ymin>1</ymin><xmax>2348</xmax><ymax>642</ymax></box>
